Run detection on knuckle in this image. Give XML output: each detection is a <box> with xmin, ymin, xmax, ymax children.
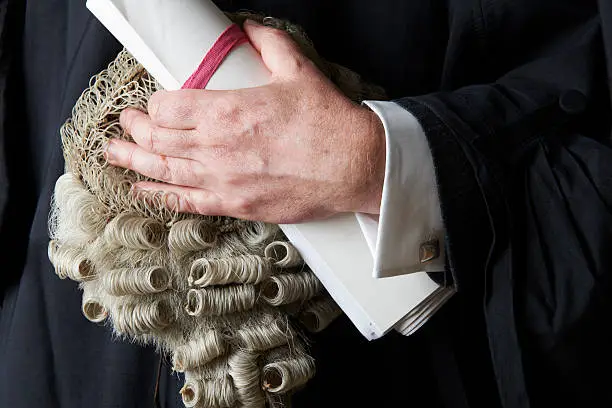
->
<box><xmin>266</xmin><ymin>26</ymin><xmax>289</xmax><ymax>41</ymax></box>
<box><xmin>185</xmin><ymin>159</ymin><xmax>201</xmax><ymax>179</ymax></box>
<box><xmin>126</xmin><ymin>147</ymin><xmax>136</xmax><ymax>169</ymax></box>
<box><xmin>147</xmin><ymin>93</ymin><xmax>162</xmax><ymax>119</ymax></box>
<box><xmin>285</xmin><ymin>54</ymin><xmax>307</xmax><ymax>75</ymax></box>
<box><xmin>147</xmin><ymin>126</ymin><xmax>159</xmax><ymax>152</ymax></box>
<box><xmin>181</xmin><ymin>192</ymin><xmax>199</xmax><ymax>214</ymax></box>
<box><xmin>232</xmin><ymin>196</ymin><xmax>254</xmax><ymax>217</ymax></box>
<box><xmin>157</xmin><ymin>157</ymin><xmax>173</xmax><ymax>183</ymax></box>
<box><xmin>173</xmin><ymin>97</ymin><xmax>197</xmax><ymax>121</ymax></box>
<box><xmin>178</xmin><ymin>131</ymin><xmax>196</xmax><ymax>150</ymax></box>
<box><xmin>222</xmin><ymin>170</ymin><xmax>242</xmax><ymax>186</ymax></box>
<box><xmin>251</xmin><ymin>154</ymin><xmax>268</xmax><ymax>173</ymax></box>
<box><xmin>214</xmin><ymin>137</ymin><xmax>236</xmax><ymax>154</ymax></box>
<box><xmin>212</xmin><ymin>96</ymin><xmax>242</xmax><ymax>124</ymax></box>
<box><xmin>153</xmin><ymin>91</ymin><xmax>200</xmax><ymax>125</ymax></box>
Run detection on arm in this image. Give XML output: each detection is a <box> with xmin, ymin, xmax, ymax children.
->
<box><xmin>392</xmin><ymin>1</ymin><xmax>610</xmax><ymax>406</ymax></box>
<box><xmin>394</xmin><ymin>2</ymin><xmax>604</xmax><ymax>289</ymax></box>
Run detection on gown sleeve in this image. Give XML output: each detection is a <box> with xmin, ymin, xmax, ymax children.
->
<box><xmin>395</xmin><ymin>2</ymin><xmax>612</xmax><ymax>406</ymax></box>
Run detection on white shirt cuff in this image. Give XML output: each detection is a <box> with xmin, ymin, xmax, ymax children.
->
<box><xmin>356</xmin><ymin>100</ymin><xmax>446</xmax><ymax>278</ymax></box>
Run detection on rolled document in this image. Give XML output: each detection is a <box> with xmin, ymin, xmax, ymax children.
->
<box><xmin>87</xmin><ymin>0</ymin><xmax>270</xmax><ymax>90</ymax></box>
<box><xmin>86</xmin><ymin>0</ymin><xmax>452</xmax><ymax>340</ymax></box>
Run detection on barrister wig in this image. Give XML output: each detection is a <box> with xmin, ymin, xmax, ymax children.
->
<box><xmin>48</xmin><ymin>13</ymin><xmax>385</xmax><ymax>408</ymax></box>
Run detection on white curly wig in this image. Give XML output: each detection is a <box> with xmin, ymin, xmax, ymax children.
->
<box><xmin>48</xmin><ymin>13</ymin><xmax>385</xmax><ymax>408</ymax></box>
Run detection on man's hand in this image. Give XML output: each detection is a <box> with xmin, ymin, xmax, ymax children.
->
<box><xmin>105</xmin><ymin>19</ymin><xmax>385</xmax><ymax>224</ymax></box>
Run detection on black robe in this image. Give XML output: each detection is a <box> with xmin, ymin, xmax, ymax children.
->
<box><xmin>1</xmin><ymin>1</ymin><xmax>611</xmax><ymax>407</ymax></box>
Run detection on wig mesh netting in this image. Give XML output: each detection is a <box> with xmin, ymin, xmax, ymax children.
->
<box><xmin>48</xmin><ymin>13</ymin><xmax>385</xmax><ymax>408</ymax></box>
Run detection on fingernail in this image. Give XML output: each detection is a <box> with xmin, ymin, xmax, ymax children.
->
<box><xmin>119</xmin><ymin>109</ymin><xmax>134</xmax><ymax>129</ymax></box>
<box><xmin>104</xmin><ymin>139</ymin><xmax>116</xmax><ymax>162</ymax></box>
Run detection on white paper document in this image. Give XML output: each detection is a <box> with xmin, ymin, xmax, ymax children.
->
<box><xmin>86</xmin><ymin>0</ymin><xmax>454</xmax><ymax>340</ymax></box>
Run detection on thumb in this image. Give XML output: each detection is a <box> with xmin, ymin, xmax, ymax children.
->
<box><xmin>242</xmin><ymin>19</ymin><xmax>310</xmax><ymax>77</ymax></box>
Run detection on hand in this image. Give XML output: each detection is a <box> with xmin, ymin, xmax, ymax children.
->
<box><xmin>105</xmin><ymin>19</ymin><xmax>385</xmax><ymax>224</ymax></box>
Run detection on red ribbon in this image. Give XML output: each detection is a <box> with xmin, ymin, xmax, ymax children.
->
<box><xmin>182</xmin><ymin>23</ymin><xmax>249</xmax><ymax>90</ymax></box>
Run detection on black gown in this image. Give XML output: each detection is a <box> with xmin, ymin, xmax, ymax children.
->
<box><xmin>1</xmin><ymin>1</ymin><xmax>611</xmax><ymax>407</ymax></box>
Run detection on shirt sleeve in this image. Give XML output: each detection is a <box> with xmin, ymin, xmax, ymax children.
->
<box><xmin>355</xmin><ymin>100</ymin><xmax>446</xmax><ymax>278</ymax></box>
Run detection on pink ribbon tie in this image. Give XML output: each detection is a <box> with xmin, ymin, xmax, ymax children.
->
<box><xmin>182</xmin><ymin>23</ymin><xmax>249</xmax><ymax>90</ymax></box>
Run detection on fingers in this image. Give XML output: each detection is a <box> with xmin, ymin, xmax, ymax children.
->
<box><xmin>133</xmin><ymin>182</ymin><xmax>225</xmax><ymax>216</ymax></box>
<box><xmin>120</xmin><ymin>108</ymin><xmax>199</xmax><ymax>157</ymax></box>
<box><xmin>243</xmin><ymin>19</ymin><xmax>311</xmax><ymax>78</ymax></box>
<box><xmin>146</xmin><ymin>89</ymin><xmax>212</xmax><ymax>129</ymax></box>
<box><xmin>105</xmin><ymin>138</ymin><xmax>206</xmax><ymax>188</ymax></box>
<box><xmin>145</xmin><ymin>89</ymin><xmax>244</xmax><ymax>135</ymax></box>
<box><xmin>133</xmin><ymin>181</ymin><xmax>265</xmax><ymax>221</ymax></box>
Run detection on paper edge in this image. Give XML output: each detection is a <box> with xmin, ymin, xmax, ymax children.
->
<box><xmin>279</xmin><ymin>222</ymin><xmax>386</xmax><ymax>341</ymax></box>
<box><xmin>86</xmin><ymin>0</ymin><xmax>181</xmax><ymax>90</ymax></box>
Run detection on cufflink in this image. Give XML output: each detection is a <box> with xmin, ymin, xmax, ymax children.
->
<box><xmin>419</xmin><ymin>239</ymin><xmax>440</xmax><ymax>263</ymax></box>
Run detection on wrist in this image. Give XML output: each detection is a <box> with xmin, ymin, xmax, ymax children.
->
<box><xmin>339</xmin><ymin>104</ymin><xmax>386</xmax><ymax>215</ymax></box>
